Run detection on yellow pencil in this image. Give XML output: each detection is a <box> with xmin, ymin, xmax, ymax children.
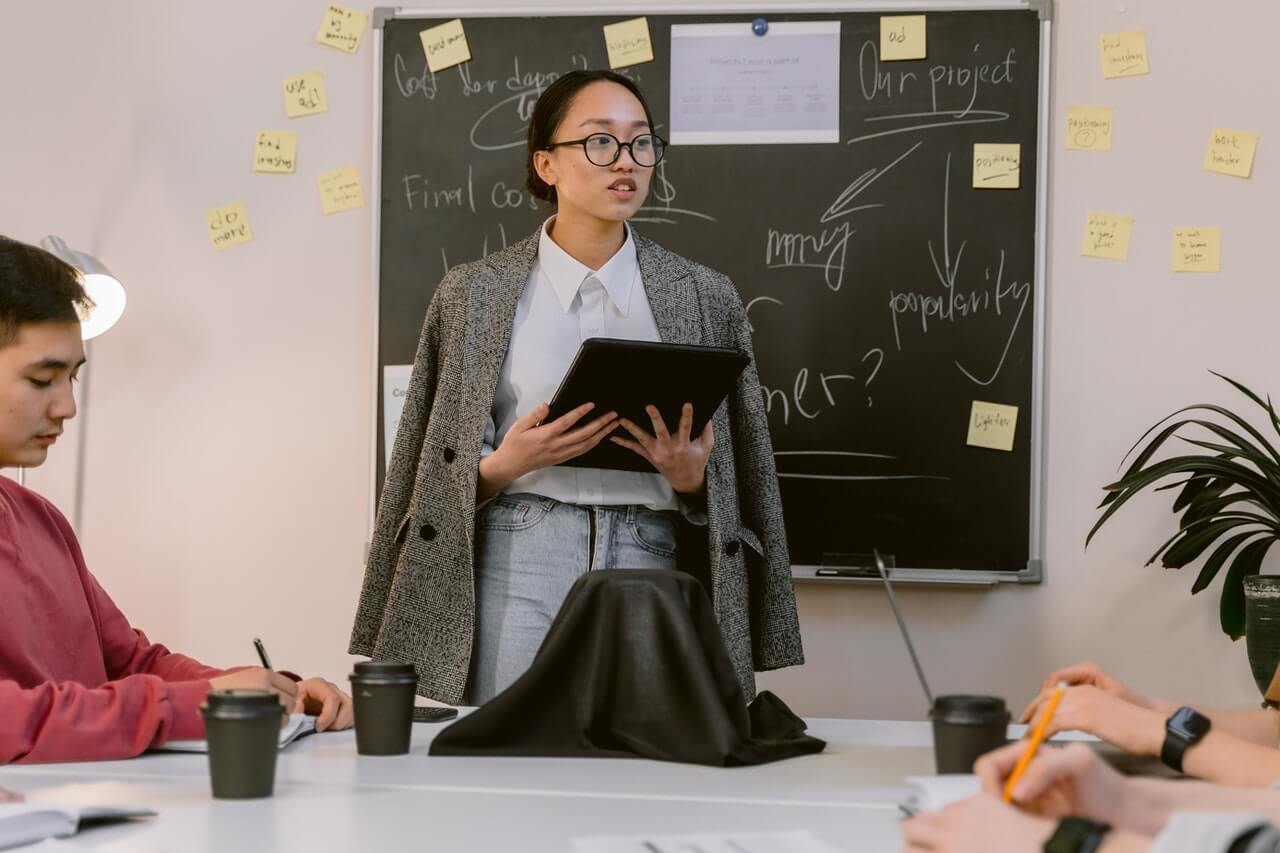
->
<box><xmin>1003</xmin><ymin>681</ymin><xmax>1066</xmax><ymax>803</ymax></box>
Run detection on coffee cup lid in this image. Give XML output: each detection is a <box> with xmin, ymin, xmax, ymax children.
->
<box><xmin>929</xmin><ymin>694</ymin><xmax>1011</xmax><ymax>725</ymax></box>
<box><xmin>202</xmin><ymin>688</ymin><xmax>285</xmax><ymax>718</ymax></box>
<box><xmin>350</xmin><ymin>660</ymin><xmax>418</xmax><ymax>685</ymax></box>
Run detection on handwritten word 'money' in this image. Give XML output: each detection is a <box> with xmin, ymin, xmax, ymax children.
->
<box><xmin>859</xmin><ymin>41</ymin><xmax>1016</xmax><ymax>115</ymax></box>
<box><xmin>765</xmin><ymin>223</ymin><xmax>854</xmax><ymax>292</ymax></box>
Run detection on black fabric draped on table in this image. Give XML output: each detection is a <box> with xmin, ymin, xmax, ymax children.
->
<box><xmin>430</xmin><ymin>569</ymin><xmax>825</xmax><ymax>766</ymax></box>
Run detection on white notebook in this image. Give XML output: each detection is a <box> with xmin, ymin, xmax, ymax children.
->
<box><xmin>0</xmin><ymin>802</ymin><xmax>154</xmax><ymax>850</ymax></box>
<box><xmin>154</xmin><ymin>712</ymin><xmax>316</xmax><ymax>753</ymax></box>
<box><xmin>900</xmin><ymin>774</ymin><xmax>981</xmax><ymax>815</ymax></box>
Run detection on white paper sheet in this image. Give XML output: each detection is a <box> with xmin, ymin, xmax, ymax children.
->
<box><xmin>669</xmin><ymin>21</ymin><xmax>841</xmax><ymax>145</ymax></box>
<box><xmin>572</xmin><ymin>828</ymin><xmax>845</xmax><ymax>853</ymax></box>
<box><xmin>382</xmin><ymin>364</ymin><xmax>412</xmax><ymax>469</ymax></box>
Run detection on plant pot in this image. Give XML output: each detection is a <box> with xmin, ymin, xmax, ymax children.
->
<box><xmin>1245</xmin><ymin>575</ymin><xmax>1280</xmax><ymax>696</ymax></box>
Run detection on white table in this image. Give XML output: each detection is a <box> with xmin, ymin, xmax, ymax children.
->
<box><xmin>0</xmin><ymin>718</ymin><xmax>940</xmax><ymax>852</ymax></box>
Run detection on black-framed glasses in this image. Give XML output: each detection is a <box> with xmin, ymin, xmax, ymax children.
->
<box><xmin>544</xmin><ymin>132</ymin><xmax>667</xmax><ymax>167</ymax></box>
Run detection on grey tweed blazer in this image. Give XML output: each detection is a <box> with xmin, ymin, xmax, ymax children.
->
<box><xmin>349</xmin><ymin>229</ymin><xmax>803</xmax><ymax>704</ymax></box>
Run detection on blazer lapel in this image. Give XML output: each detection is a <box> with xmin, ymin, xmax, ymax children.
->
<box><xmin>635</xmin><ymin>232</ymin><xmax>701</xmax><ymax>346</ymax></box>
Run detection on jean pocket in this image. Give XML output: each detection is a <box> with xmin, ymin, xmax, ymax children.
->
<box><xmin>477</xmin><ymin>494</ymin><xmax>554</xmax><ymax>531</ymax></box>
<box><xmin>628</xmin><ymin>509</ymin><xmax>678</xmax><ymax>558</ymax></box>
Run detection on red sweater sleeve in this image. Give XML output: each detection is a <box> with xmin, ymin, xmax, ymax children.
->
<box><xmin>89</xmin><ymin>570</ymin><xmax>226</xmax><ymax>684</ymax></box>
<box><xmin>0</xmin><ymin>676</ymin><xmax>211</xmax><ymax>764</ymax></box>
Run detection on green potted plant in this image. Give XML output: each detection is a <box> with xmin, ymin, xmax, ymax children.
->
<box><xmin>1088</xmin><ymin>373</ymin><xmax>1280</xmax><ymax>695</ymax></box>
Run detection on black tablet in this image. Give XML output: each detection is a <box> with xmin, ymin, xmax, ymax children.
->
<box><xmin>544</xmin><ymin>338</ymin><xmax>750</xmax><ymax>473</ymax></box>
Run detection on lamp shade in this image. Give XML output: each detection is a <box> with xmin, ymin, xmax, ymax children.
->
<box><xmin>39</xmin><ymin>235</ymin><xmax>126</xmax><ymax>340</ymax></box>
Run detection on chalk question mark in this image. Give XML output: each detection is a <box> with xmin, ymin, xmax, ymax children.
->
<box><xmin>861</xmin><ymin>348</ymin><xmax>884</xmax><ymax>407</ymax></box>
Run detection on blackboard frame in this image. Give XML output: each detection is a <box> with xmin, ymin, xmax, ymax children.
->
<box><xmin>368</xmin><ymin>1</ymin><xmax>1054</xmax><ymax>587</ymax></box>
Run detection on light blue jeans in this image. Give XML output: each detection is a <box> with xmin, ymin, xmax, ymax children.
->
<box><xmin>466</xmin><ymin>493</ymin><xmax>679</xmax><ymax>704</ymax></box>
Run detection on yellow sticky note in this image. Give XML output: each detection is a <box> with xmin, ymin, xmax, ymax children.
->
<box><xmin>316</xmin><ymin>4</ymin><xmax>368</xmax><ymax>54</ymax></box>
<box><xmin>205</xmin><ymin>202</ymin><xmax>252</xmax><ymax>251</ymax></box>
<box><xmin>1082</xmin><ymin>212</ymin><xmax>1133</xmax><ymax>261</ymax></box>
<box><xmin>1100</xmin><ymin>30</ymin><xmax>1149</xmax><ymax>79</ymax></box>
<box><xmin>603</xmin><ymin>17</ymin><xmax>654</xmax><ymax>69</ymax></box>
<box><xmin>880</xmin><ymin>15</ymin><xmax>927</xmax><ymax>61</ymax></box>
<box><xmin>252</xmin><ymin>131</ymin><xmax>297</xmax><ymax>174</ymax></box>
<box><xmin>317</xmin><ymin>167</ymin><xmax>364</xmax><ymax>215</ymax></box>
<box><xmin>1173</xmin><ymin>227</ymin><xmax>1221</xmax><ymax>273</ymax></box>
<box><xmin>283</xmin><ymin>72</ymin><xmax>328</xmax><ymax>118</ymax></box>
<box><xmin>972</xmin><ymin>143</ymin><xmax>1021</xmax><ymax>189</ymax></box>
<box><xmin>420</xmin><ymin>19</ymin><xmax>471</xmax><ymax>73</ymax></box>
<box><xmin>1203</xmin><ymin>127</ymin><xmax>1259</xmax><ymax>178</ymax></box>
<box><xmin>967</xmin><ymin>401</ymin><xmax>1019</xmax><ymax>452</ymax></box>
<box><xmin>1065</xmin><ymin>105</ymin><xmax>1113</xmax><ymax>151</ymax></box>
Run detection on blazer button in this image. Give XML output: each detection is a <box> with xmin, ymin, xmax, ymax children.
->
<box><xmin>420</xmin><ymin>524</ymin><xmax>436</xmax><ymax>542</ymax></box>
<box><xmin>443</xmin><ymin>447</ymin><xmax>456</xmax><ymax>463</ymax></box>
<box><xmin>724</xmin><ymin>540</ymin><xmax>740</xmax><ymax>557</ymax></box>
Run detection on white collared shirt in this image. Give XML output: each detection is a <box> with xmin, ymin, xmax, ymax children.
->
<box><xmin>482</xmin><ymin>219</ymin><xmax>678</xmax><ymax>511</ymax></box>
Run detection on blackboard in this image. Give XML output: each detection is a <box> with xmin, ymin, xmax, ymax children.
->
<box><xmin>374</xmin><ymin>4</ymin><xmax>1050</xmax><ymax>580</ymax></box>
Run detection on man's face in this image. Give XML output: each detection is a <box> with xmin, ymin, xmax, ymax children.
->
<box><xmin>0</xmin><ymin>321</ymin><xmax>84</xmax><ymax>469</ymax></box>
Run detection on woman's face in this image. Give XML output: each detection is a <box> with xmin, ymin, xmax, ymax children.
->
<box><xmin>535</xmin><ymin>81</ymin><xmax>654</xmax><ymax>225</ymax></box>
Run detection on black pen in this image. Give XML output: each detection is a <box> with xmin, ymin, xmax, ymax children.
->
<box><xmin>253</xmin><ymin>637</ymin><xmax>273</xmax><ymax>670</ymax></box>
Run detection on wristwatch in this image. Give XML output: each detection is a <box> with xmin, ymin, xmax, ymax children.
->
<box><xmin>1161</xmin><ymin>705</ymin><xmax>1212</xmax><ymax>772</ymax></box>
<box><xmin>1043</xmin><ymin>816</ymin><xmax>1111</xmax><ymax>853</ymax></box>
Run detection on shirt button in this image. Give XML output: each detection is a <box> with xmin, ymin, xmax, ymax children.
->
<box><xmin>724</xmin><ymin>540</ymin><xmax>740</xmax><ymax>556</ymax></box>
<box><xmin>420</xmin><ymin>524</ymin><xmax>436</xmax><ymax>542</ymax></box>
<box><xmin>443</xmin><ymin>448</ymin><xmax>456</xmax><ymax>463</ymax></box>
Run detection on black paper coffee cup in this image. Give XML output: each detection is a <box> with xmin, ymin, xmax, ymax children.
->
<box><xmin>929</xmin><ymin>694</ymin><xmax>1011</xmax><ymax>774</ymax></box>
<box><xmin>202</xmin><ymin>689</ymin><xmax>284</xmax><ymax>799</ymax></box>
<box><xmin>349</xmin><ymin>661</ymin><xmax>418</xmax><ymax>756</ymax></box>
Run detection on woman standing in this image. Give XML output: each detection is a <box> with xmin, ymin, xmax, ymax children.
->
<box><xmin>351</xmin><ymin>70</ymin><xmax>802</xmax><ymax>705</ymax></box>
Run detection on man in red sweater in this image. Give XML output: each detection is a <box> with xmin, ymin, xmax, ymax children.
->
<box><xmin>0</xmin><ymin>235</ymin><xmax>353</xmax><ymax>763</ymax></box>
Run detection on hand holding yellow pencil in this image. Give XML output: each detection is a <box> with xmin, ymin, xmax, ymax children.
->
<box><xmin>1003</xmin><ymin>681</ymin><xmax>1066</xmax><ymax>803</ymax></box>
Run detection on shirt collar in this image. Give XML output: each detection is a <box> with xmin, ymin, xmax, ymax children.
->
<box><xmin>537</xmin><ymin>217</ymin><xmax>639</xmax><ymax>316</ymax></box>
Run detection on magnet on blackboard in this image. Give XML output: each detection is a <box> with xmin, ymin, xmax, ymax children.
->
<box><xmin>752</xmin><ymin>17</ymin><xmax>768</xmax><ymax>36</ymax></box>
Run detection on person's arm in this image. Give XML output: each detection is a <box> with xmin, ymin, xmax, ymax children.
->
<box><xmin>1020</xmin><ymin>680</ymin><xmax>1280</xmax><ymax>785</ymax></box>
<box><xmin>1022</xmin><ymin>662</ymin><xmax>1280</xmax><ymax>746</ymax></box>
<box><xmin>0</xmin><ymin>676</ymin><xmax>212</xmax><ymax>764</ymax></box>
<box><xmin>477</xmin><ymin>402</ymin><xmax>619</xmax><ymax>501</ymax></box>
<box><xmin>1178</xmin><ymin>730</ymin><xmax>1280</xmax><ymax>788</ymax></box>
<box><xmin>88</xmin><ymin>571</ymin><xmax>225</xmax><ymax>684</ymax></box>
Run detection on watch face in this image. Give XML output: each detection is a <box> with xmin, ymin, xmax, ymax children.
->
<box><xmin>1170</xmin><ymin>706</ymin><xmax>1211</xmax><ymax>739</ymax></box>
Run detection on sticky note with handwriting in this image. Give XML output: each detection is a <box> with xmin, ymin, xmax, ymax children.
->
<box><xmin>252</xmin><ymin>131</ymin><xmax>297</xmax><ymax>173</ymax></box>
<box><xmin>603</xmin><ymin>17</ymin><xmax>654</xmax><ymax>69</ymax></box>
<box><xmin>1065</xmin><ymin>105</ymin><xmax>1113</xmax><ymax>151</ymax></box>
<box><xmin>420</xmin><ymin>19</ymin><xmax>471</xmax><ymax>73</ymax></box>
<box><xmin>967</xmin><ymin>401</ymin><xmax>1018</xmax><ymax>452</ymax></box>
<box><xmin>880</xmin><ymin>15</ymin><xmax>927</xmax><ymax>61</ymax></box>
<box><xmin>283</xmin><ymin>72</ymin><xmax>328</xmax><ymax>118</ymax></box>
<box><xmin>316</xmin><ymin>4</ymin><xmax>368</xmax><ymax>54</ymax></box>
<box><xmin>1173</xmin><ymin>227</ymin><xmax>1221</xmax><ymax>273</ymax></box>
<box><xmin>1203</xmin><ymin>127</ymin><xmax>1258</xmax><ymax>178</ymax></box>
<box><xmin>317</xmin><ymin>167</ymin><xmax>365</xmax><ymax>214</ymax></box>
<box><xmin>1082</xmin><ymin>212</ymin><xmax>1133</xmax><ymax>261</ymax></box>
<box><xmin>205</xmin><ymin>202</ymin><xmax>252</xmax><ymax>251</ymax></box>
<box><xmin>972</xmin><ymin>143</ymin><xmax>1020</xmax><ymax>189</ymax></box>
<box><xmin>1100</xmin><ymin>30</ymin><xmax>1149</xmax><ymax>79</ymax></box>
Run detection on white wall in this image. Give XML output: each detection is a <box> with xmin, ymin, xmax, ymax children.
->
<box><xmin>2</xmin><ymin>0</ymin><xmax>1276</xmax><ymax>719</ymax></box>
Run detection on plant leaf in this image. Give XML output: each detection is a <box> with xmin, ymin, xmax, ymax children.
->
<box><xmin>1170</xmin><ymin>475</ymin><xmax>1219</xmax><ymax>512</ymax></box>
<box><xmin>1220</xmin><ymin>538</ymin><xmax>1274</xmax><ymax>639</ymax></box>
<box><xmin>1160</xmin><ymin>518</ymin><xmax>1264</xmax><ymax>568</ymax></box>
<box><xmin>1090</xmin><ymin>455</ymin><xmax>1280</xmax><ymax>547</ymax></box>
<box><xmin>1210</xmin><ymin>371</ymin><xmax>1280</xmax><ymax>439</ymax></box>
<box><xmin>1192</xmin><ymin>531</ymin><xmax>1259</xmax><ymax>594</ymax></box>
